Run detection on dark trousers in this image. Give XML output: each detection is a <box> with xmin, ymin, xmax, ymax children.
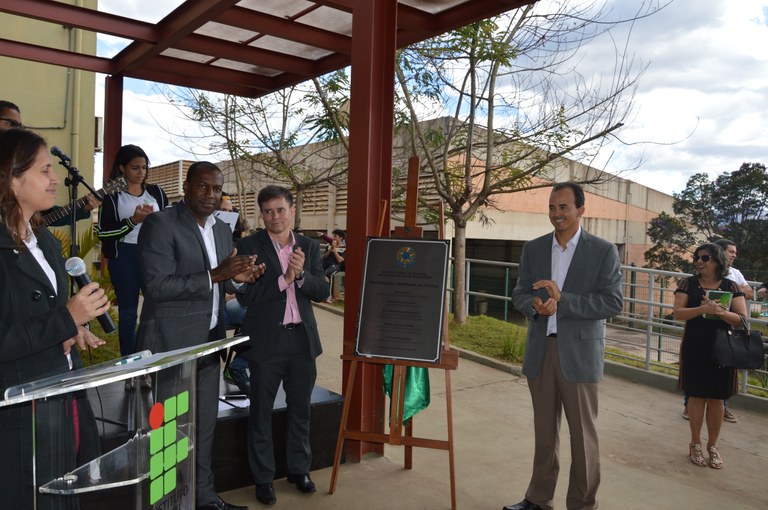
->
<box><xmin>107</xmin><ymin>243</ymin><xmax>141</xmax><ymax>356</ymax></box>
<box><xmin>196</xmin><ymin>354</ymin><xmax>221</xmax><ymax>505</ymax></box>
<box><xmin>247</xmin><ymin>327</ymin><xmax>316</xmax><ymax>483</ymax></box>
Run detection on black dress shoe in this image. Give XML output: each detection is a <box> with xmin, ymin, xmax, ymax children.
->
<box><xmin>255</xmin><ymin>483</ymin><xmax>276</xmax><ymax>505</ymax></box>
<box><xmin>286</xmin><ymin>473</ymin><xmax>316</xmax><ymax>493</ymax></box>
<box><xmin>502</xmin><ymin>499</ymin><xmax>543</xmax><ymax>510</ymax></box>
<box><xmin>197</xmin><ymin>496</ymin><xmax>247</xmax><ymax>510</ymax></box>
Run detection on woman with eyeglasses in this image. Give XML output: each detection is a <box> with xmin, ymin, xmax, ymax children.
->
<box><xmin>672</xmin><ymin>243</ymin><xmax>747</xmax><ymax>470</ymax></box>
<box><xmin>0</xmin><ymin>128</ymin><xmax>109</xmax><ymax>508</ymax></box>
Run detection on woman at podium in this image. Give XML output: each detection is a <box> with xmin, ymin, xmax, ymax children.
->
<box><xmin>0</xmin><ymin>128</ymin><xmax>111</xmax><ymax>509</ymax></box>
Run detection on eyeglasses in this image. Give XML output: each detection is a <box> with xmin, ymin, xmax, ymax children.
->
<box><xmin>0</xmin><ymin>117</ymin><xmax>23</xmax><ymax>128</ymax></box>
<box><xmin>693</xmin><ymin>254</ymin><xmax>711</xmax><ymax>262</ymax></box>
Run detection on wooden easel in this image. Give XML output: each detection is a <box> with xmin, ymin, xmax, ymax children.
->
<box><xmin>328</xmin><ymin>157</ymin><xmax>459</xmax><ymax>509</ymax></box>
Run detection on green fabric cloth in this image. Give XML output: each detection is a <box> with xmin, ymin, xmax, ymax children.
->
<box><xmin>382</xmin><ymin>365</ymin><xmax>430</xmax><ymax>424</ymax></box>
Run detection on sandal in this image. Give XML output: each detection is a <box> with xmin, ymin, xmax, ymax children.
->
<box><xmin>707</xmin><ymin>444</ymin><xmax>723</xmax><ymax>469</ymax></box>
<box><xmin>689</xmin><ymin>442</ymin><xmax>706</xmax><ymax>467</ymax></box>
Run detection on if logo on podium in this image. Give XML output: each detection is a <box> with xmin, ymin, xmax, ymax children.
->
<box><xmin>148</xmin><ymin>391</ymin><xmax>190</xmax><ymax>505</ymax></box>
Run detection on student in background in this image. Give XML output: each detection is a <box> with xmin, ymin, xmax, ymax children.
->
<box><xmin>97</xmin><ymin>145</ymin><xmax>168</xmax><ymax>362</ymax></box>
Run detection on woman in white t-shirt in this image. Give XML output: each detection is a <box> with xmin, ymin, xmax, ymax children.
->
<box><xmin>97</xmin><ymin>144</ymin><xmax>168</xmax><ymax>358</ymax></box>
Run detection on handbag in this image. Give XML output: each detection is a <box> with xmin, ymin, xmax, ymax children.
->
<box><xmin>711</xmin><ymin>315</ymin><xmax>765</xmax><ymax>370</ymax></box>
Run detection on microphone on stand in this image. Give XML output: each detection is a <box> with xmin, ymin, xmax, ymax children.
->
<box><xmin>51</xmin><ymin>146</ymin><xmax>72</xmax><ymax>163</ymax></box>
<box><xmin>65</xmin><ymin>257</ymin><xmax>116</xmax><ymax>334</ymax></box>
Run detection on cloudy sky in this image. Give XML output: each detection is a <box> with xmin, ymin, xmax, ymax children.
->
<box><xmin>94</xmin><ymin>0</ymin><xmax>768</xmax><ymax>196</ymax></box>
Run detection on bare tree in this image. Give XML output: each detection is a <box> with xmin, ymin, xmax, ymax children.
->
<box><xmin>169</xmin><ymin>82</ymin><xmax>349</xmax><ymax>227</ymax></box>
<box><xmin>395</xmin><ymin>0</ymin><xmax>668</xmax><ymax>324</ymax></box>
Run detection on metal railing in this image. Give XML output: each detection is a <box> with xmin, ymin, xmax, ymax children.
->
<box><xmin>450</xmin><ymin>257</ymin><xmax>768</xmax><ymax>398</ymax></box>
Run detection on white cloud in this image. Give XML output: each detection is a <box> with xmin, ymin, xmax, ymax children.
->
<box><xmin>580</xmin><ymin>0</ymin><xmax>768</xmax><ymax>194</ymax></box>
<box><xmin>97</xmin><ymin>0</ymin><xmax>184</xmax><ymax>23</ymax></box>
<box><xmin>94</xmin><ymin>77</ymin><xmax>209</xmax><ymax>185</ymax></box>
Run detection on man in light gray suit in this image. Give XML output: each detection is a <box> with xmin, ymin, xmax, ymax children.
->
<box><xmin>506</xmin><ymin>182</ymin><xmax>623</xmax><ymax>510</ymax></box>
<box><xmin>137</xmin><ymin>162</ymin><xmax>262</xmax><ymax>510</ymax></box>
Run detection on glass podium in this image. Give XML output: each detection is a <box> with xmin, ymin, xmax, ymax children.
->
<box><xmin>0</xmin><ymin>336</ymin><xmax>247</xmax><ymax>510</ymax></box>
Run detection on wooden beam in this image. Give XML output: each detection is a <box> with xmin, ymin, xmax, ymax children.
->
<box><xmin>215</xmin><ymin>7</ymin><xmax>352</xmax><ymax>55</ymax></box>
<box><xmin>112</xmin><ymin>0</ymin><xmax>240</xmax><ymax>74</ymax></box>
<box><xmin>0</xmin><ymin>0</ymin><xmax>156</xmax><ymax>41</ymax></box>
<box><xmin>0</xmin><ymin>37</ymin><xmax>112</xmax><ymax>74</ymax></box>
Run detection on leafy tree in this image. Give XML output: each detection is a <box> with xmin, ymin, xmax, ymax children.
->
<box><xmin>648</xmin><ymin>162</ymin><xmax>768</xmax><ymax>272</ymax></box>
<box><xmin>643</xmin><ymin>212</ymin><xmax>697</xmax><ymax>273</ymax></box>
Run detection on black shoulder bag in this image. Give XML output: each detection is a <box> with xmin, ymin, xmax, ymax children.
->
<box><xmin>712</xmin><ymin>315</ymin><xmax>765</xmax><ymax>370</ymax></box>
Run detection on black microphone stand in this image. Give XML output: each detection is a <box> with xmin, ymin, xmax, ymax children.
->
<box><xmin>55</xmin><ymin>153</ymin><xmax>100</xmax><ymax>296</ymax></box>
<box><xmin>56</xmin><ymin>156</ymin><xmax>133</xmax><ymax>435</ymax></box>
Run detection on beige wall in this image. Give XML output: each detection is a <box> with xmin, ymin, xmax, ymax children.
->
<box><xmin>0</xmin><ymin>1</ymin><xmax>98</xmax><ymax>218</ymax></box>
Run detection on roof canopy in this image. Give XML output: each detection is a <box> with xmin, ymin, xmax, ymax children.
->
<box><xmin>1</xmin><ymin>0</ymin><xmax>531</xmax><ymax>97</ymax></box>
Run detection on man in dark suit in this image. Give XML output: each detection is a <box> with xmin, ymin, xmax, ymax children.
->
<box><xmin>137</xmin><ymin>161</ymin><xmax>262</xmax><ymax>510</ymax></box>
<box><xmin>507</xmin><ymin>182</ymin><xmax>623</xmax><ymax>510</ymax></box>
<box><xmin>236</xmin><ymin>185</ymin><xmax>329</xmax><ymax>506</ymax></box>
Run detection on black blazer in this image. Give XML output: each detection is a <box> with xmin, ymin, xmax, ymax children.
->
<box><xmin>136</xmin><ymin>202</ymin><xmax>233</xmax><ymax>354</ymax></box>
<box><xmin>0</xmin><ymin>225</ymin><xmax>83</xmax><ymax>508</ymax></box>
<box><xmin>0</xmin><ymin>226</ymin><xmax>79</xmax><ymax>394</ymax></box>
<box><xmin>236</xmin><ymin>230</ymin><xmax>329</xmax><ymax>362</ymax></box>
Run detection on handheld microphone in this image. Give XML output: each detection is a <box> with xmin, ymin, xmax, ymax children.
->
<box><xmin>65</xmin><ymin>257</ymin><xmax>116</xmax><ymax>334</ymax></box>
<box><xmin>51</xmin><ymin>146</ymin><xmax>72</xmax><ymax>163</ymax></box>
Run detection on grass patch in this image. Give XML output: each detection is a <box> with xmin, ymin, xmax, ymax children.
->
<box><xmin>447</xmin><ymin>314</ymin><xmax>527</xmax><ymax>363</ymax></box>
<box><xmin>605</xmin><ymin>348</ymin><xmax>678</xmax><ymax>376</ymax></box>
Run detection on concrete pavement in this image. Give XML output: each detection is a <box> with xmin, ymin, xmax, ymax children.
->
<box><xmin>220</xmin><ymin>306</ymin><xmax>768</xmax><ymax>509</ymax></box>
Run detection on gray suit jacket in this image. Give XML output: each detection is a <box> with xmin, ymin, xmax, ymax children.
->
<box><xmin>235</xmin><ymin>229</ymin><xmax>329</xmax><ymax>362</ymax></box>
<box><xmin>136</xmin><ymin>202</ymin><xmax>232</xmax><ymax>353</ymax></box>
<box><xmin>512</xmin><ymin>229</ymin><xmax>623</xmax><ymax>383</ymax></box>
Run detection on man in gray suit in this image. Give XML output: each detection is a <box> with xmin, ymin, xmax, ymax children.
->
<box><xmin>235</xmin><ymin>185</ymin><xmax>329</xmax><ymax>506</ymax></box>
<box><xmin>137</xmin><ymin>161</ymin><xmax>262</xmax><ymax>510</ymax></box>
<box><xmin>506</xmin><ymin>182</ymin><xmax>623</xmax><ymax>510</ymax></box>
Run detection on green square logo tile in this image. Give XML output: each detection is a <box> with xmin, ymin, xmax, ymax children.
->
<box><xmin>164</xmin><ymin>396</ymin><xmax>177</xmax><ymax>421</ymax></box>
<box><xmin>164</xmin><ymin>443</ymin><xmax>177</xmax><ymax>471</ymax></box>
<box><xmin>149</xmin><ymin>390</ymin><xmax>189</xmax><ymax>506</ymax></box>
<box><xmin>164</xmin><ymin>466</ymin><xmax>177</xmax><ymax>494</ymax></box>
<box><xmin>177</xmin><ymin>437</ymin><xmax>189</xmax><ymax>462</ymax></box>
<box><xmin>150</xmin><ymin>477</ymin><xmax>164</xmax><ymax>504</ymax></box>
<box><xmin>150</xmin><ymin>452</ymin><xmax>164</xmax><ymax>479</ymax></box>
<box><xmin>164</xmin><ymin>420</ymin><xmax>177</xmax><ymax>446</ymax></box>
<box><xmin>150</xmin><ymin>429</ymin><xmax>164</xmax><ymax>454</ymax></box>
<box><xmin>177</xmin><ymin>391</ymin><xmax>189</xmax><ymax>416</ymax></box>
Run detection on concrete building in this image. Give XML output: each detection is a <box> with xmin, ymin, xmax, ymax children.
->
<box><xmin>147</xmin><ymin>141</ymin><xmax>673</xmax><ymax>269</ymax></box>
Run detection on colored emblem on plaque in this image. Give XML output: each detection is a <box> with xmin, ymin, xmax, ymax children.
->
<box><xmin>396</xmin><ymin>246</ymin><xmax>416</xmax><ymax>268</ymax></box>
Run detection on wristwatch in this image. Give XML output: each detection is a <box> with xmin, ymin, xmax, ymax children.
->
<box><xmin>295</xmin><ymin>270</ymin><xmax>305</xmax><ymax>281</ymax></box>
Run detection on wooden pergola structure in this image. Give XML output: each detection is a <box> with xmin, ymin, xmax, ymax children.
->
<box><xmin>0</xmin><ymin>0</ymin><xmax>534</xmax><ymax>460</ymax></box>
